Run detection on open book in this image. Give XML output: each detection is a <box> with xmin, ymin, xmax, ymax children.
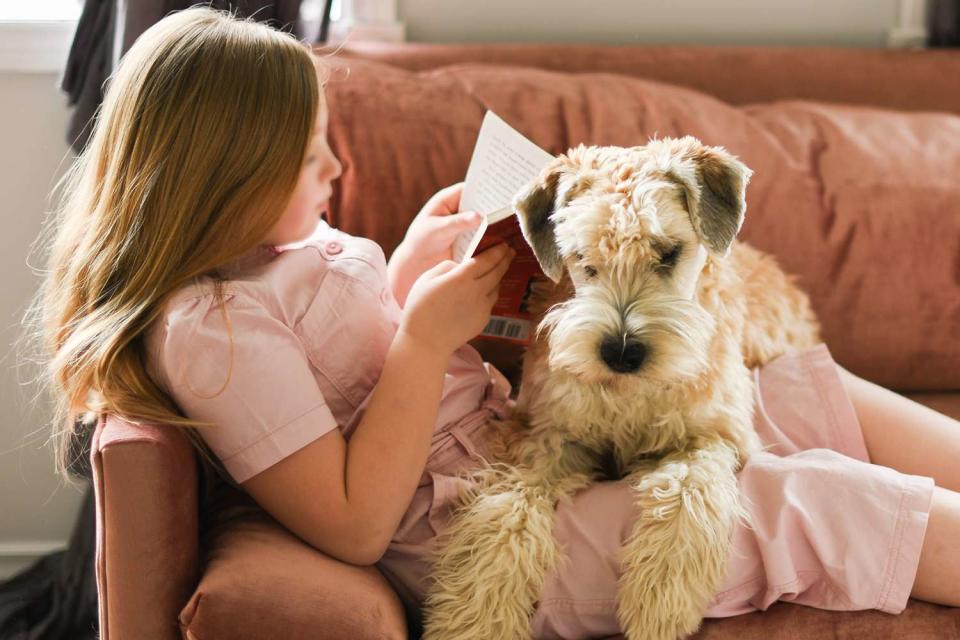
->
<box><xmin>453</xmin><ymin>111</ymin><xmax>555</xmax><ymax>344</ymax></box>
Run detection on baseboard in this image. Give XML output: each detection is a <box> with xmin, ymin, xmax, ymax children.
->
<box><xmin>0</xmin><ymin>540</ymin><xmax>69</xmax><ymax>580</ymax></box>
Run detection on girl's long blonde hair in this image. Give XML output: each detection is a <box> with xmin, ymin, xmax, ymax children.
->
<box><xmin>23</xmin><ymin>6</ymin><xmax>330</xmax><ymax>484</ymax></box>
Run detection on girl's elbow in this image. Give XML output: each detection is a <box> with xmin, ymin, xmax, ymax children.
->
<box><xmin>322</xmin><ymin>525</ymin><xmax>388</xmax><ymax>566</ymax></box>
<box><xmin>341</xmin><ymin>535</ymin><xmax>387</xmax><ymax>566</ymax></box>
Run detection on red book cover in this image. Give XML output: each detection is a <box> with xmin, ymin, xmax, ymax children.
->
<box><xmin>473</xmin><ymin>215</ymin><xmax>546</xmax><ymax>345</ymax></box>
<box><xmin>454</xmin><ymin>110</ymin><xmax>556</xmax><ymax>345</ymax></box>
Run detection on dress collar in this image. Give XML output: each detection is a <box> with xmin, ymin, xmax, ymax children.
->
<box><xmin>217</xmin><ymin>244</ymin><xmax>281</xmax><ymax>278</ymax></box>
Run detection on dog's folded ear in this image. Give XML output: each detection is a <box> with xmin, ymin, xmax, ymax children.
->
<box><xmin>666</xmin><ymin>138</ymin><xmax>753</xmax><ymax>258</ymax></box>
<box><xmin>513</xmin><ymin>165</ymin><xmax>565</xmax><ymax>282</ymax></box>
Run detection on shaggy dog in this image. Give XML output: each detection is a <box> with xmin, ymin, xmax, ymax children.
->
<box><xmin>422</xmin><ymin>137</ymin><xmax>821</xmax><ymax>640</ymax></box>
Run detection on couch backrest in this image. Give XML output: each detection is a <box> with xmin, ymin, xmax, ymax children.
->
<box><xmin>318</xmin><ymin>47</ymin><xmax>960</xmax><ymax>392</ymax></box>
<box><xmin>323</xmin><ymin>43</ymin><xmax>960</xmax><ymax>115</ymax></box>
<box><xmin>91</xmin><ymin>414</ymin><xmax>199</xmax><ymax>640</ymax></box>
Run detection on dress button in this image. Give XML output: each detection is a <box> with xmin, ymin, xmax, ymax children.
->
<box><xmin>380</xmin><ymin>287</ymin><xmax>390</xmax><ymax>304</ymax></box>
<box><xmin>326</xmin><ymin>241</ymin><xmax>343</xmax><ymax>255</ymax></box>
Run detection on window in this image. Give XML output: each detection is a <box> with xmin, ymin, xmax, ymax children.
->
<box><xmin>0</xmin><ymin>0</ymin><xmax>82</xmax><ymax>73</ymax></box>
<box><xmin>0</xmin><ymin>0</ymin><xmax>83</xmax><ymax>22</ymax></box>
<box><xmin>299</xmin><ymin>0</ymin><xmax>345</xmax><ymax>43</ymax></box>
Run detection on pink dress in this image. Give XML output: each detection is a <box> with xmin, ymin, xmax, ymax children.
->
<box><xmin>145</xmin><ymin>220</ymin><xmax>935</xmax><ymax>640</ymax></box>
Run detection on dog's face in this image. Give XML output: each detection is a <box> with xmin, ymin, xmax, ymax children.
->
<box><xmin>514</xmin><ymin>136</ymin><xmax>752</xmax><ymax>388</ymax></box>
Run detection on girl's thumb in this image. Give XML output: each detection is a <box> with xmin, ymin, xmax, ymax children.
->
<box><xmin>445</xmin><ymin>211</ymin><xmax>482</xmax><ymax>231</ymax></box>
<box><xmin>429</xmin><ymin>259</ymin><xmax>460</xmax><ymax>276</ymax></box>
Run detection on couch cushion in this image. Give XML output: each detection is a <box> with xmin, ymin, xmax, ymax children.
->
<box><xmin>692</xmin><ymin>599</ymin><xmax>960</xmax><ymax>639</ymax></box>
<box><xmin>902</xmin><ymin>392</ymin><xmax>960</xmax><ymax>422</ymax></box>
<box><xmin>179</xmin><ymin>510</ymin><xmax>408</xmax><ymax>640</ymax></box>
<box><xmin>324</xmin><ymin>58</ymin><xmax>960</xmax><ymax>392</ymax></box>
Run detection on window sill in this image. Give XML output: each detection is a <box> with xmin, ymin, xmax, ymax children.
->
<box><xmin>0</xmin><ymin>20</ymin><xmax>77</xmax><ymax>74</ymax></box>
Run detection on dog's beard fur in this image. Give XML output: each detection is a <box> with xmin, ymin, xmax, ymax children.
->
<box><xmin>538</xmin><ymin>271</ymin><xmax>716</xmax><ymax>393</ymax></box>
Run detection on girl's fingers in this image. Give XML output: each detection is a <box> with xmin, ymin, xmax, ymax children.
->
<box><xmin>476</xmin><ymin>247</ymin><xmax>515</xmax><ymax>282</ymax></box>
<box><xmin>425</xmin><ymin>182</ymin><xmax>465</xmax><ymax>215</ymax></box>
<box><xmin>428</xmin><ymin>260</ymin><xmax>459</xmax><ymax>277</ymax></box>
<box><xmin>469</xmin><ymin>242</ymin><xmax>511</xmax><ymax>270</ymax></box>
<box><xmin>437</xmin><ymin>211</ymin><xmax>481</xmax><ymax>234</ymax></box>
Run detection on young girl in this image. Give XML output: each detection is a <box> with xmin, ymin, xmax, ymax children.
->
<box><xmin>32</xmin><ymin>7</ymin><xmax>959</xmax><ymax>638</ymax></box>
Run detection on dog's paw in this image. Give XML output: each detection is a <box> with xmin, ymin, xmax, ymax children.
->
<box><xmin>617</xmin><ymin>452</ymin><xmax>741</xmax><ymax>640</ymax></box>
<box><xmin>422</xmin><ymin>484</ymin><xmax>559</xmax><ymax>640</ymax></box>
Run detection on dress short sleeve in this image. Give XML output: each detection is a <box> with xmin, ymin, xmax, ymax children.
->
<box><xmin>149</xmin><ymin>291</ymin><xmax>340</xmax><ymax>484</ymax></box>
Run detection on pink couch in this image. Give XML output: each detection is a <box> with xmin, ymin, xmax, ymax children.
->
<box><xmin>92</xmin><ymin>44</ymin><xmax>960</xmax><ymax>639</ymax></box>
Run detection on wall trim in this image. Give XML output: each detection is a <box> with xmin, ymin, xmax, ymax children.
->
<box><xmin>888</xmin><ymin>0</ymin><xmax>928</xmax><ymax>47</ymax></box>
<box><xmin>0</xmin><ymin>20</ymin><xmax>77</xmax><ymax>74</ymax></box>
<box><xmin>334</xmin><ymin>0</ymin><xmax>405</xmax><ymax>43</ymax></box>
<box><xmin>0</xmin><ymin>540</ymin><xmax>69</xmax><ymax>579</ymax></box>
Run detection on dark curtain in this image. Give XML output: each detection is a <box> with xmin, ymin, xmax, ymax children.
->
<box><xmin>60</xmin><ymin>0</ymin><xmax>309</xmax><ymax>154</ymax></box>
<box><xmin>0</xmin><ymin>488</ymin><xmax>98</xmax><ymax>640</ymax></box>
<box><xmin>0</xmin><ymin>420</ymin><xmax>97</xmax><ymax>640</ymax></box>
<box><xmin>928</xmin><ymin>0</ymin><xmax>960</xmax><ymax>46</ymax></box>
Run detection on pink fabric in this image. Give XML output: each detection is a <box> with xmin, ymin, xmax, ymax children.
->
<box><xmin>146</xmin><ymin>220</ymin><xmax>935</xmax><ymax>639</ymax></box>
<box><xmin>379</xmin><ymin>345</ymin><xmax>936</xmax><ymax>640</ymax></box>
<box><xmin>144</xmin><ymin>220</ymin><xmax>492</xmax><ymax>484</ymax></box>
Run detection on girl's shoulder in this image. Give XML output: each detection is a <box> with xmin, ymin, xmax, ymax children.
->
<box><xmin>159</xmin><ymin>221</ymin><xmax>387</xmax><ymax>329</ymax></box>
<box><xmin>143</xmin><ymin>221</ymin><xmax>394</xmax><ymax>408</ymax></box>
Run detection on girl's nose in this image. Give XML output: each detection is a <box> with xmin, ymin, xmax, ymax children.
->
<box><xmin>329</xmin><ymin>155</ymin><xmax>343</xmax><ymax>181</ymax></box>
<box><xmin>321</xmin><ymin>153</ymin><xmax>342</xmax><ymax>182</ymax></box>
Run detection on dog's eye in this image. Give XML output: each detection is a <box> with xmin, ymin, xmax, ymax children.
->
<box><xmin>657</xmin><ymin>245</ymin><xmax>682</xmax><ymax>269</ymax></box>
<box><xmin>584</xmin><ymin>265</ymin><xmax>597</xmax><ymax>278</ymax></box>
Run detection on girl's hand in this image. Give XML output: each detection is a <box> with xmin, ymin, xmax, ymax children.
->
<box><xmin>387</xmin><ymin>183</ymin><xmax>483</xmax><ymax>307</ymax></box>
<box><xmin>398</xmin><ymin>242</ymin><xmax>516</xmax><ymax>357</ymax></box>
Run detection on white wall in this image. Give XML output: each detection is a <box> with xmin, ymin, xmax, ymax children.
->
<box><xmin>0</xmin><ymin>69</ymin><xmax>82</xmax><ymax>578</ymax></box>
<box><xmin>399</xmin><ymin>0</ymin><xmax>901</xmax><ymax>46</ymax></box>
<box><xmin>0</xmin><ymin>1</ymin><xmax>915</xmax><ymax>579</ymax></box>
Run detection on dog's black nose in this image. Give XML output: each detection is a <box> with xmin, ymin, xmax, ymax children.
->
<box><xmin>599</xmin><ymin>337</ymin><xmax>647</xmax><ymax>373</ymax></box>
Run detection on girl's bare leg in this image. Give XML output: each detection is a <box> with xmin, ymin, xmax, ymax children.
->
<box><xmin>835</xmin><ymin>365</ymin><xmax>960</xmax><ymax>492</ymax></box>
<box><xmin>912</xmin><ymin>487</ymin><xmax>960</xmax><ymax>606</ymax></box>
<box><xmin>835</xmin><ymin>365</ymin><xmax>960</xmax><ymax>606</ymax></box>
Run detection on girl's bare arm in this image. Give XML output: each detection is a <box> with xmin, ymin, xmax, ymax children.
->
<box><xmin>241</xmin><ymin>330</ymin><xmax>449</xmax><ymax>565</ymax></box>
<box><xmin>241</xmin><ymin>243</ymin><xmax>513</xmax><ymax>565</ymax></box>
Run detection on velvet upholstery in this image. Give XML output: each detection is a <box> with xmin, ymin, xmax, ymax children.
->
<box><xmin>178</xmin><ymin>513</ymin><xmax>407</xmax><ymax>640</ymax></box>
<box><xmin>90</xmin><ymin>44</ymin><xmax>960</xmax><ymax>640</ymax></box>
<box><xmin>321</xmin><ymin>43</ymin><xmax>960</xmax><ymax>116</ymax></box>
<box><xmin>91</xmin><ymin>416</ymin><xmax>199</xmax><ymax>640</ymax></box>
<box><xmin>321</xmin><ymin>58</ymin><xmax>960</xmax><ymax>392</ymax></box>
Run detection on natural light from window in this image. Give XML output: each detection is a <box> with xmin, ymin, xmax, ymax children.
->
<box><xmin>0</xmin><ymin>0</ymin><xmax>340</xmax><ymax>24</ymax></box>
<box><xmin>0</xmin><ymin>0</ymin><xmax>83</xmax><ymax>21</ymax></box>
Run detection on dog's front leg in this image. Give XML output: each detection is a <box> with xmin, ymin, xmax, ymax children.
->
<box><xmin>422</xmin><ymin>433</ymin><xmax>594</xmax><ymax>640</ymax></box>
<box><xmin>616</xmin><ymin>435</ymin><xmax>746</xmax><ymax>640</ymax></box>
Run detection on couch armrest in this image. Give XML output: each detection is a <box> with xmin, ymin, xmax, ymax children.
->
<box><xmin>179</xmin><ymin>512</ymin><xmax>409</xmax><ymax>640</ymax></box>
<box><xmin>90</xmin><ymin>414</ymin><xmax>200</xmax><ymax>640</ymax></box>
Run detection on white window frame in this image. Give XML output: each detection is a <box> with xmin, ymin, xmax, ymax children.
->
<box><xmin>326</xmin><ymin>0</ymin><xmax>405</xmax><ymax>44</ymax></box>
<box><xmin>0</xmin><ymin>19</ymin><xmax>78</xmax><ymax>74</ymax></box>
<box><xmin>0</xmin><ymin>0</ymin><xmax>404</xmax><ymax>74</ymax></box>
<box><xmin>888</xmin><ymin>0</ymin><xmax>929</xmax><ymax>48</ymax></box>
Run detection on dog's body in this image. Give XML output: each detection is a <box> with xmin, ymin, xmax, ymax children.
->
<box><xmin>422</xmin><ymin>138</ymin><xmax>821</xmax><ymax>640</ymax></box>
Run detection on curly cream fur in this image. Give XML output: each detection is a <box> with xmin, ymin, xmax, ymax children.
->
<box><xmin>422</xmin><ymin>137</ymin><xmax>821</xmax><ymax>640</ymax></box>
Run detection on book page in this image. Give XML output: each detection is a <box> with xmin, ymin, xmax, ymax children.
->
<box><xmin>453</xmin><ymin>111</ymin><xmax>555</xmax><ymax>262</ymax></box>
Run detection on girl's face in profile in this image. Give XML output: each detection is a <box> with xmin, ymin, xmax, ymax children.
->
<box><xmin>263</xmin><ymin>92</ymin><xmax>342</xmax><ymax>246</ymax></box>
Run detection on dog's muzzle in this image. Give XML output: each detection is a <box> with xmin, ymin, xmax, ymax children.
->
<box><xmin>599</xmin><ymin>336</ymin><xmax>647</xmax><ymax>374</ymax></box>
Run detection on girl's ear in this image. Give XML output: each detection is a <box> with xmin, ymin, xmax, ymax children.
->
<box><xmin>513</xmin><ymin>166</ymin><xmax>564</xmax><ymax>282</ymax></box>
